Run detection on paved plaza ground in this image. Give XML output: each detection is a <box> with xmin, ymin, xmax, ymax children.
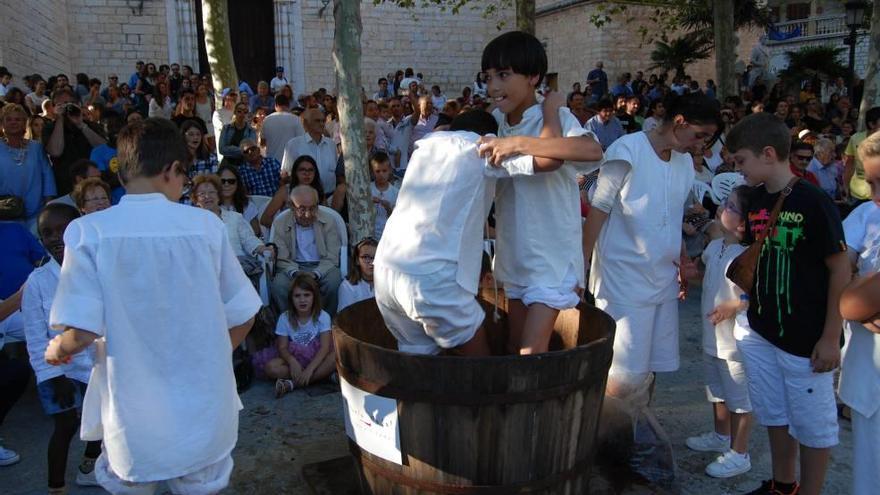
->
<box><xmin>0</xmin><ymin>289</ymin><xmax>853</xmax><ymax>494</ymax></box>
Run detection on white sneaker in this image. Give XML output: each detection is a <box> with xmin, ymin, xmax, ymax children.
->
<box><xmin>76</xmin><ymin>466</ymin><xmax>100</xmax><ymax>487</ymax></box>
<box><xmin>0</xmin><ymin>444</ymin><xmax>20</xmax><ymax>466</ymax></box>
<box><xmin>705</xmin><ymin>449</ymin><xmax>751</xmax><ymax>478</ymax></box>
<box><xmin>685</xmin><ymin>431</ymin><xmax>729</xmax><ymax>453</ymax></box>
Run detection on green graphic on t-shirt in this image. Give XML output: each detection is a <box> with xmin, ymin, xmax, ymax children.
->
<box><xmin>752</xmin><ymin>210</ymin><xmax>805</xmax><ymax>336</ymax></box>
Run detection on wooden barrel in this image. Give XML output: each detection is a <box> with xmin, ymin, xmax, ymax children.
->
<box><xmin>332</xmin><ymin>296</ymin><xmax>615</xmax><ymax>495</ymax></box>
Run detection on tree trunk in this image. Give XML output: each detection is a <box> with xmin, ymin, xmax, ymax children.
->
<box><xmin>516</xmin><ymin>0</ymin><xmax>535</xmax><ymax>35</ymax></box>
<box><xmin>858</xmin><ymin>0</ymin><xmax>880</xmax><ymax>130</ymax></box>
<box><xmin>712</xmin><ymin>0</ymin><xmax>736</xmax><ymax>101</ymax></box>
<box><xmin>333</xmin><ymin>0</ymin><xmax>373</xmax><ymax>244</ymax></box>
<box><xmin>201</xmin><ymin>0</ymin><xmax>239</xmax><ymax>108</ymax></box>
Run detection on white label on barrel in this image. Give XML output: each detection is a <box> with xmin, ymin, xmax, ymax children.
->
<box><xmin>340</xmin><ymin>376</ymin><xmax>402</xmax><ymax>465</ymax></box>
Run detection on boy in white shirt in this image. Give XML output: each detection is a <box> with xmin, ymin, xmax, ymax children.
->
<box><xmin>376</xmin><ymin>110</ymin><xmax>536</xmax><ymax>356</ymax></box>
<box><xmin>44</xmin><ymin>118</ymin><xmax>262</xmax><ymax>495</ymax></box>
<box><xmin>838</xmin><ymin>131</ymin><xmax>880</xmax><ymax>495</ymax></box>
<box><xmin>370</xmin><ymin>151</ymin><xmax>398</xmax><ymax>240</ymax></box>
<box><xmin>476</xmin><ymin>31</ymin><xmax>603</xmax><ymax>355</ymax></box>
<box><xmin>23</xmin><ymin>203</ymin><xmax>102</xmax><ymax>493</ymax></box>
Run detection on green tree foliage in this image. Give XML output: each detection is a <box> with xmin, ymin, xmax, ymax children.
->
<box><xmin>648</xmin><ymin>35</ymin><xmax>712</xmax><ymax>78</ymax></box>
<box><xmin>776</xmin><ymin>46</ymin><xmax>849</xmax><ymax>89</ymax></box>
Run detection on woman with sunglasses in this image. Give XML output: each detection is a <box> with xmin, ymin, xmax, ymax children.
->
<box><xmin>337</xmin><ymin>238</ymin><xmax>378</xmax><ymax>313</ymax></box>
<box><xmin>217</xmin><ymin>164</ymin><xmax>262</xmax><ymax>237</ymax></box>
<box><xmin>218</xmin><ymin>102</ymin><xmax>256</xmax><ymax>167</ymax></box>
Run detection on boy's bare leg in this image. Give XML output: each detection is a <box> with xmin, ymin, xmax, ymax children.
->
<box><xmin>507</xmin><ymin>299</ymin><xmax>527</xmax><ymax>354</ymax></box>
<box><xmin>730</xmin><ymin>411</ymin><xmax>753</xmax><ymax>455</ymax></box>
<box><xmin>451</xmin><ymin>327</ymin><xmax>491</xmax><ymax>357</ymax></box>
<box><xmin>714</xmin><ymin>402</ymin><xmax>731</xmax><ymax>437</ymax></box>
<box><xmin>767</xmin><ymin>425</ymin><xmax>799</xmax><ymax>484</ymax></box>
<box><xmin>799</xmin><ymin>445</ymin><xmax>831</xmax><ymax>495</ymax></box>
<box><xmin>520</xmin><ymin>303</ymin><xmax>559</xmax><ymax>355</ymax></box>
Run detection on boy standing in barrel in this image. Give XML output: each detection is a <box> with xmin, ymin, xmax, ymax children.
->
<box><xmin>477</xmin><ymin>31</ymin><xmax>603</xmax><ymax>354</ymax></box>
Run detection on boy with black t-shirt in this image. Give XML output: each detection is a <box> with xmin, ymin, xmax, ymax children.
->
<box><xmin>725</xmin><ymin>112</ymin><xmax>850</xmax><ymax>495</ymax></box>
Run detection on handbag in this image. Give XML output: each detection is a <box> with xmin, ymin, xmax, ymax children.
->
<box><xmin>726</xmin><ymin>177</ymin><xmax>799</xmax><ymax>292</ymax></box>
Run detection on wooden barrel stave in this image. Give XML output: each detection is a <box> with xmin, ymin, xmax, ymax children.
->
<box><xmin>335</xmin><ymin>299</ymin><xmax>614</xmax><ymax>495</ymax></box>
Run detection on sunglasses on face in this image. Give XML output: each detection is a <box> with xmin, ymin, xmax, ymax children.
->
<box><xmin>220</xmin><ymin>178</ymin><xmax>237</xmax><ymax>185</ymax></box>
<box><xmin>794</xmin><ymin>154</ymin><xmax>813</xmax><ymax>162</ymax></box>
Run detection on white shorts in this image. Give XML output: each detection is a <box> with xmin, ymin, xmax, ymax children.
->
<box><xmin>851</xmin><ymin>407</ymin><xmax>880</xmax><ymax>495</ymax></box>
<box><xmin>703</xmin><ymin>353</ymin><xmax>752</xmax><ymax>413</ymax></box>
<box><xmin>95</xmin><ymin>453</ymin><xmax>233</xmax><ymax>495</ymax></box>
<box><xmin>374</xmin><ymin>263</ymin><xmax>484</xmax><ymax>355</ymax></box>
<box><xmin>504</xmin><ymin>267</ymin><xmax>580</xmax><ymax>310</ymax></box>
<box><xmin>596</xmin><ymin>298</ymin><xmax>680</xmax><ymax>375</ymax></box>
<box><xmin>735</xmin><ymin>329</ymin><xmax>838</xmax><ymax>448</ymax></box>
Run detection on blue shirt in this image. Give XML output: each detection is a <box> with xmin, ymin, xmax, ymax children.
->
<box><xmin>806</xmin><ymin>158</ymin><xmax>843</xmax><ymax>198</ymax></box>
<box><xmin>610</xmin><ymin>84</ymin><xmax>633</xmax><ymax>98</ymax></box>
<box><xmin>0</xmin><ymin>140</ymin><xmax>57</xmax><ymax>219</ymax></box>
<box><xmin>239</xmin><ymin>157</ymin><xmax>281</xmax><ymax>197</ymax></box>
<box><xmin>585</xmin><ymin>115</ymin><xmax>625</xmax><ymax>150</ymax></box>
<box><xmin>0</xmin><ymin>223</ymin><xmax>46</xmax><ymax>299</ymax></box>
<box><xmin>587</xmin><ymin>69</ymin><xmax>608</xmax><ymax>98</ymax></box>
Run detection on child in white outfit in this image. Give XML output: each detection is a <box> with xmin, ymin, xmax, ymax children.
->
<box><xmin>370</xmin><ymin>152</ymin><xmax>398</xmax><ymax>240</ymax></box>
<box><xmin>686</xmin><ymin>185</ymin><xmax>754</xmax><ymax>479</ymax></box>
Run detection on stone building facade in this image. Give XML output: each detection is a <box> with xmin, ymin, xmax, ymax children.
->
<box><xmin>0</xmin><ymin>0</ymin><xmax>512</xmax><ymax>97</ymax></box>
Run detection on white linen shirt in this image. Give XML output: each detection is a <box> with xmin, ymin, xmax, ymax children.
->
<box><xmin>492</xmin><ymin>105</ymin><xmax>600</xmax><ymax>290</ymax></box>
<box><xmin>337</xmin><ymin>280</ymin><xmax>374</xmax><ymax>313</ymax></box>
<box><xmin>294</xmin><ymin>224</ymin><xmax>320</xmax><ymax>263</ymax></box>
<box><xmin>220</xmin><ymin>209</ymin><xmax>263</xmax><ymax>257</ymax></box>
<box><xmin>261</xmin><ymin>112</ymin><xmax>305</xmax><ymax>162</ymax></box>
<box><xmin>375</xmin><ymin>131</ymin><xmax>535</xmax><ymax>295</ymax></box>
<box><xmin>49</xmin><ymin>193</ymin><xmax>261</xmax><ymax>482</ymax></box>
<box><xmin>589</xmin><ymin>131</ymin><xmax>694</xmax><ymax>305</ymax></box>
<box><xmin>839</xmin><ymin>200</ymin><xmax>880</xmax><ymax>417</ymax></box>
<box><xmin>281</xmin><ymin>134</ymin><xmax>338</xmax><ymax>195</ymax></box>
<box><xmin>23</xmin><ymin>258</ymin><xmax>94</xmax><ymax>384</ymax></box>
<box><xmin>700</xmin><ymin>239</ymin><xmax>746</xmax><ymax>360</ymax></box>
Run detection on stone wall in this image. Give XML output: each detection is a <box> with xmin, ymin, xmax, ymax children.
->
<box><xmin>66</xmin><ymin>0</ymin><xmax>170</xmax><ymax>83</ymax></box>
<box><xmin>299</xmin><ymin>0</ymin><xmax>513</xmax><ymax>96</ymax></box>
<box><xmin>0</xmin><ymin>0</ymin><xmax>71</xmax><ymax>85</ymax></box>
<box><xmin>537</xmin><ymin>1</ymin><xmax>760</xmax><ymax>94</ymax></box>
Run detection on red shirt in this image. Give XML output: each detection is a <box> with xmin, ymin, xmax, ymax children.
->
<box><xmin>790</xmin><ymin>163</ymin><xmax>820</xmax><ymax>187</ymax></box>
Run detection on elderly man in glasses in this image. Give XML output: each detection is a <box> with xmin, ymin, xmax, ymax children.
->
<box><xmin>270</xmin><ymin>185</ymin><xmax>342</xmax><ymax>314</ymax></box>
<box><xmin>238</xmin><ymin>138</ymin><xmax>282</xmax><ymax>197</ymax></box>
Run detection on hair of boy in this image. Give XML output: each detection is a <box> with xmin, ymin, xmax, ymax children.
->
<box><xmin>287</xmin><ymin>273</ymin><xmax>323</xmax><ymax>325</ymax></box>
<box><xmin>858</xmin><ymin>128</ymin><xmax>880</xmax><ymax>163</ymax></box>
<box><xmin>116</xmin><ymin>117</ymin><xmax>189</xmax><ymax>182</ymax></box>
<box><xmin>866</xmin><ymin>107</ymin><xmax>880</xmax><ymax>129</ymax></box>
<box><xmin>723</xmin><ymin>112</ymin><xmax>791</xmax><ymax>161</ymax></box>
<box><xmin>790</xmin><ymin>140</ymin><xmax>813</xmax><ymax>156</ymax></box>
<box><xmin>660</xmin><ymin>92</ymin><xmax>721</xmax><ymax>127</ymax></box>
<box><xmin>370</xmin><ymin>150</ymin><xmax>391</xmax><ymax>169</ymax></box>
<box><xmin>349</xmin><ymin>237</ymin><xmax>379</xmax><ymax>284</ymax></box>
<box><xmin>378</xmin><ymin>77</ymin><xmax>387</xmax><ymax>85</ymax></box>
<box><xmin>72</xmin><ymin>177</ymin><xmax>111</xmax><ymax>210</ymax></box>
<box><xmin>449</xmin><ymin>110</ymin><xmax>499</xmax><ymax>136</ymax></box>
<box><xmin>274</xmin><ymin>94</ymin><xmax>290</xmax><ymax>108</ymax></box>
<box><xmin>0</xmin><ymin>102</ymin><xmax>27</xmax><ymax>121</ymax></box>
<box><xmin>481</xmin><ymin>31</ymin><xmax>548</xmax><ymax>86</ymax></box>
<box><xmin>38</xmin><ymin>202</ymin><xmax>80</xmax><ymax>228</ymax></box>
<box><xmin>595</xmin><ymin>98</ymin><xmax>614</xmax><ymax>112</ymax></box>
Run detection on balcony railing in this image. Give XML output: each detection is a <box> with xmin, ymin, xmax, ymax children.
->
<box><xmin>767</xmin><ymin>14</ymin><xmax>856</xmax><ymax>44</ymax></box>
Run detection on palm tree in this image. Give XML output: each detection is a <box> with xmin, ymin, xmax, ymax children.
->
<box><xmin>777</xmin><ymin>46</ymin><xmax>849</xmax><ymax>91</ymax></box>
<box><xmin>648</xmin><ymin>35</ymin><xmax>711</xmax><ymax>79</ymax></box>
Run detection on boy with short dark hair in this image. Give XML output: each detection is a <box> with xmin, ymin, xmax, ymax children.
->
<box><xmin>44</xmin><ymin>118</ymin><xmax>261</xmax><ymax>494</ymax></box>
<box><xmin>477</xmin><ymin>31</ymin><xmax>603</xmax><ymax>354</ymax></box>
<box><xmin>725</xmin><ymin>112</ymin><xmax>850</xmax><ymax>495</ymax></box>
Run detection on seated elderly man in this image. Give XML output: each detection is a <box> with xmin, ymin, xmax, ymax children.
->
<box><xmin>270</xmin><ymin>185</ymin><xmax>342</xmax><ymax>314</ymax></box>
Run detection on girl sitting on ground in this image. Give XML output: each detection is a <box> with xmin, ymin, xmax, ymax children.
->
<box><xmin>253</xmin><ymin>274</ymin><xmax>337</xmax><ymax>397</ymax></box>
<box><xmin>337</xmin><ymin>237</ymin><xmax>378</xmax><ymax>313</ymax></box>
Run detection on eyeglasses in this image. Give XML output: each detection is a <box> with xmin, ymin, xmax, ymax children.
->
<box><xmin>196</xmin><ymin>189</ymin><xmax>218</xmax><ymax>198</ymax></box>
<box><xmin>220</xmin><ymin>178</ymin><xmax>237</xmax><ymax>185</ymax></box>
<box><xmin>794</xmin><ymin>154</ymin><xmax>813</xmax><ymax>162</ymax></box>
<box><xmin>293</xmin><ymin>205</ymin><xmax>317</xmax><ymax>215</ymax></box>
<box><xmin>721</xmin><ymin>197</ymin><xmax>742</xmax><ymax>216</ymax></box>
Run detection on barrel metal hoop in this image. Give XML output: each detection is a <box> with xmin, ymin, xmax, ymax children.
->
<box><xmin>335</xmin><ymin>355</ymin><xmax>611</xmax><ymax>406</ymax></box>
<box><xmin>354</xmin><ymin>443</ymin><xmax>592</xmax><ymax>494</ymax></box>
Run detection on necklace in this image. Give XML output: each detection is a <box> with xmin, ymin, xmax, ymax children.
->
<box><xmin>2</xmin><ymin>137</ymin><xmax>28</xmax><ymax>166</ymax></box>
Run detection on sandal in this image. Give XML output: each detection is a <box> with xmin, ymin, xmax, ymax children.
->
<box><xmin>274</xmin><ymin>378</ymin><xmax>294</xmax><ymax>398</ymax></box>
